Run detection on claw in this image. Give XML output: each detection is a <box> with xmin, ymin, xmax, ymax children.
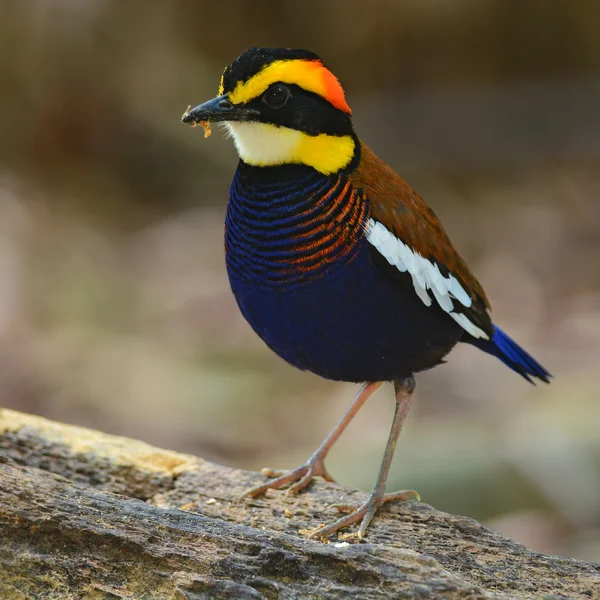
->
<box><xmin>260</xmin><ymin>467</ymin><xmax>285</xmax><ymax>478</ymax></box>
<box><xmin>305</xmin><ymin>489</ymin><xmax>419</xmax><ymax>541</ymax></box>
<box><xmin>238</xmin><ymin>453</ymin><xmax>335</xmax><ymax>501</ymax></box>
<box><xmin>332</xmin><ymin>489</ymin><xmax>419</xmax><ymax>513</ymax></box>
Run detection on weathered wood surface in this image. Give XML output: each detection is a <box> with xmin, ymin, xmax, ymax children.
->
<box><xmin>0</xmin><ymin>409</ymin><xmax>598</xmax><ymax>599</ymax></box>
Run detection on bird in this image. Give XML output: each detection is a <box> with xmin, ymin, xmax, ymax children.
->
<box><xmin>182</xmin><ymin>47</ymin><xmax>551</xmax><ymax>541</ymax></box>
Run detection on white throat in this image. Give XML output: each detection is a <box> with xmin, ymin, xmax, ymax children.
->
<box><xmin>225</xmin><ymin>122</ymin><xmax>302</xmax><ymax>166</ymax></box>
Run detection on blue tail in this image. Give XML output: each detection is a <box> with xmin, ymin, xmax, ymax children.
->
<box><xmin>470</xmin><ymin>326</ymin><xmax>551</xmax><ymax>384</ymax></box>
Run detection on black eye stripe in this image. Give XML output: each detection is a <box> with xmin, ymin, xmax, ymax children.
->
<box><xmin>243</xmin><ymin>84</ymin><xmax>353</xmax><ymax>137</ymax></box>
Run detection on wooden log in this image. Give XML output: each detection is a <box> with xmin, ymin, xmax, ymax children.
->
<box><xmin>1</xmin><ymin>409</ymin><xmax>598</xmax><ymax>599</ymax></box>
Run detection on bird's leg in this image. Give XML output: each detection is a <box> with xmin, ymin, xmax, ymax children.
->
<box><xmin>306</xmin><ymin>375</ymin><xmax>418</xmax><ymax>541</ymax></box>
<box><xmin>238</xmin><ymin>381</ymin><xmax>382</xmax><ymax>499</ymax></box>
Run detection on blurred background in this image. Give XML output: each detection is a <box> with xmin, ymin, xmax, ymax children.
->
<box><xmin>0</xmin><ymin>0</ymin><xmax>599</xmax><ymax>561</ymax></box>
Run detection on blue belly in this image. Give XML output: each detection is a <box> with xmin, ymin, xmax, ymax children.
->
<box><xmin>228</xmin><ymin>242</ymin><xmax>463</xmax><ymax>382</ymax></box>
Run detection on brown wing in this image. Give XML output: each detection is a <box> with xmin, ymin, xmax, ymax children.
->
<box><xmin>350</xmin><ymin>141</ymin><xmax>493</xmax><ymax>335</ymax></box>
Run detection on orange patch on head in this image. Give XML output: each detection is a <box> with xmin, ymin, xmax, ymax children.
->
<box><xmin>314</xmin><ymin>61</ymin><xmax>352</xmax><ymax>114</ymax></box>
<box><xmin>227</xmin><ymin>58</ymin><xmax>352</xmax><ymax>115</ymax></box>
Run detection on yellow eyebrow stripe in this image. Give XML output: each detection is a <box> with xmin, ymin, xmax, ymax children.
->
<box><xmin>226</xmin><ymin>59</ymin><xmax>351</xmax><ymax>114</ymax></box>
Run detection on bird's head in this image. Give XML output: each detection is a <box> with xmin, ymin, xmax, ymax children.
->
<box><xmin>182</xmin><ymin>47</ymin><xmax>357</xmax><ymax>175</ymax></box>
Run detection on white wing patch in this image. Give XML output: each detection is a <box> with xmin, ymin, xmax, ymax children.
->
<box><xmin>366</xmin><ymin>219</ymin><xmax>489</xmax><ymax>340</ymax></box>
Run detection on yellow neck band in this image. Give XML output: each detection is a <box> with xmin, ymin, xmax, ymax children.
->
<box><xmin>225</xmin><ymin>122</ymin><xmax>355</xmax><ymax>175</ymax></box>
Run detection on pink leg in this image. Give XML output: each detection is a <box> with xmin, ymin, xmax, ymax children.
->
<box><xmin>306</xmin><ymin>376</ymin><xmax>418</xmax><ymax>540</ymax></box>
<box><xmin>238</xmin><ymin>382</ymin><xmax>382</xmax><ymax>499</ymax></box>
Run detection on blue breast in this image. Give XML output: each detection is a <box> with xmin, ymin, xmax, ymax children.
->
<box><xmin>225</xmin><ymin>163</ymin><xmax>462</xmax><ymax>382</ymax></box>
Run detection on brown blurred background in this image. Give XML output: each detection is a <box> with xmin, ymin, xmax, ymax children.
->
<box><xmin>1</xmin><ymin>0</ymin><xmax>599</xmax><ymax>561</ymax></box>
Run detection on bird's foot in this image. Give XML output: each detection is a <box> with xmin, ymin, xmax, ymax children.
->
<box><xmin>304</xmin><ymin>489</ymin><xmax>420</xmax><ymax>541</ymax></box>
<box><xmin>238</xmin><ymin>453</ymin><xmax>336</xmax><ymax>500</ymax></box>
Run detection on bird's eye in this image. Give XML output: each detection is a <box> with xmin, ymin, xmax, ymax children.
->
<box><xmin>262</xmin><ymin>84</ymin><xmax>290</xmax><ymax>109</ymax></box>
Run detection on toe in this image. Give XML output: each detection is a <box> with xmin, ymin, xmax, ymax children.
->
<box><xmin>286</xmin><ymin>469</ymin><xmax>313</xmax><ymax>495</ymax></box>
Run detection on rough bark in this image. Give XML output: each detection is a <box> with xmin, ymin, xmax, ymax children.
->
<box><xmin>0</xmin><ymin>409</ymin><xmax>598</xmax><ymax>599</ymax></box>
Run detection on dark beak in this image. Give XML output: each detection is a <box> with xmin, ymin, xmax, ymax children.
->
<box><xmin>181</xmin><ymin>94</ymin><xmax>258</xmax><ymax>124</ymax></box>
